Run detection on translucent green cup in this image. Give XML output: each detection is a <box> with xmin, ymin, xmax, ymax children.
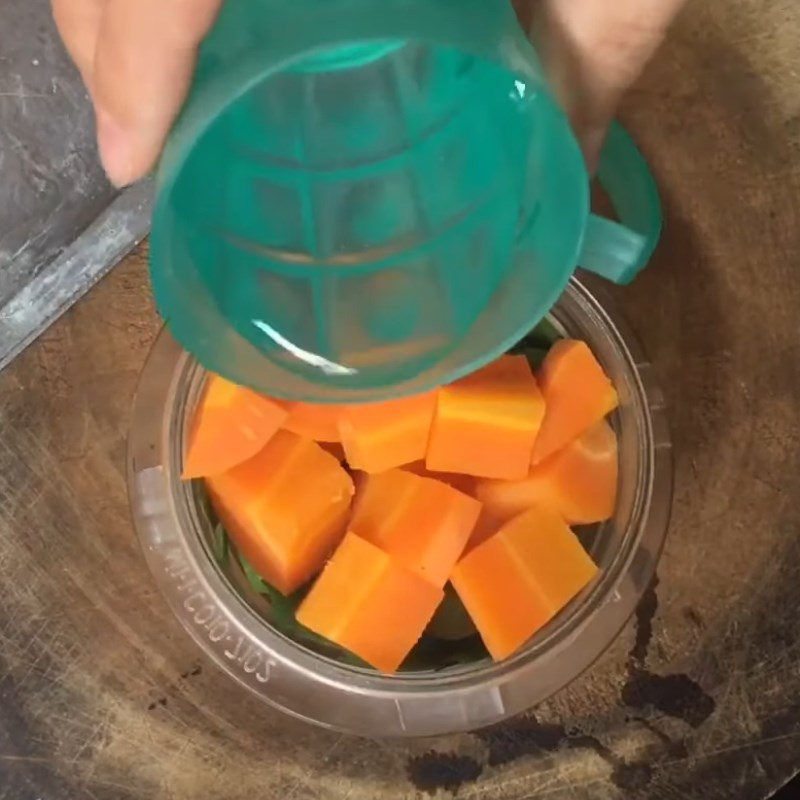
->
<box><xmin>150</xmin><ymin>0</ymin><xmax>661</xmax><ymax>402</ymax></box>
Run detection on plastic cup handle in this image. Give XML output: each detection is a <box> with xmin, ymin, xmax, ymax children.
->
<box><xmin>579</xmin><ymin>122</ymin><xmax>662</xmax><ymax>285</ymax></box>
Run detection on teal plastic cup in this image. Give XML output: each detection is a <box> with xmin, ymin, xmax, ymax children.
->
<box><xmin>150</xmin><ymin>0</ymin><xmax>661</xmax><ymax>402</ymax></box>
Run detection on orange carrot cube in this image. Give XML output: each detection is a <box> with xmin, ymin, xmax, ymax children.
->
<box><xmin>297</xmin><ymin>532</ymin><xmax>443</xmax><ymax>673</ymax></box>
<box><xmin>319</xmin><ymin>441</ymin><xmax>347</xmax><ymax>462</ymax></box>
<box><xmin>183</xmin><ymin>374</ymin><xmax>287</xmax><ymax>479</ymax></box>
<box><xmin>403</xmin><ymin>461</ymin><xmax>476</xmax><ymax>496</ymax></box>
<box><xmin>339</xmin><ymin>391</ymin><xmax>437</xmax><ymax>474</ymax></box>
<box><xmin>531</xmin><ymin>340</ymin><xmax>618</xmax><ymax>465</ymax></box>
<box><xmin>206</xmin><ymin>431</ymin><xmax>354</xmax><ymax>595</ymax></box>
<box><xmin>283</xmin><ymin>402</ymin><xmax>343</xmax><ymax>442</ymax></box>
<box><xmin>476</xmin><ymin>420</ymin><xmax>618</xmax><ymax>526</ymax></box>
<box><xmin>451</xmin><ymin>505</ymin><xmax>598</xmax><ymax>661</ymax></box>
<box><xmin>426</xmin><ymin>355</ymin><xmax>545</xmax><ymax>480</ymax></box>
<box><xmin>350</xmin><ymin>469</ymin><xmax>481</xmax><ymax>587</ymax></box>
<box><xmin>464</xmin><ymin>509</ymin><xmax>506</xmax><ymax>553</ymax></box>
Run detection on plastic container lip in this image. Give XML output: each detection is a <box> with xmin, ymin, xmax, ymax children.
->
<box><xmin>127</xmin><ymin>278</ymin><xmax>673</xmax><ymax>737</ymax></box>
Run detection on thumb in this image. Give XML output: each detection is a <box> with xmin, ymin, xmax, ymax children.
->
<box><xmin>536</xmin><ymin>0</ymin><xmax>686</xmax><ymax>169</ymax></box>
<box><xmin>92</xmin><ymin>0</ymin><xmax>221</xmax><ymax>186</ymax></box>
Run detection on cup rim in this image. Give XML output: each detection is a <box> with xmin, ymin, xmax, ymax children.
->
<box><xmin>147</xmin><ymin>6</ymin><xmax>589</xmax><ymax>405</ymax></box>
<box><xmin>127</xmin><ymin>278</ymin><xmax>673</xmax><ymax>736</ymax></box>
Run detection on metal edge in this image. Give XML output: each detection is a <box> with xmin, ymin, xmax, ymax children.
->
<box><xmin>0</xmin><ymin>179</ymin><xmax>154</xmax><ymax>371</ymax></box>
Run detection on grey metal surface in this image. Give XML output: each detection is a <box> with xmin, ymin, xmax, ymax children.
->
<box><xmin>0</xmin><ymin>0</ymin><xmax>153</xmax><ymax>369</ymax></box>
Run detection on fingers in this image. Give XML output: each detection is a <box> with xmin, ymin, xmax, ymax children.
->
<box><xmin>511</xmin><ymin>0</ymin><xmax>534</xmax><ymax>32</ymax></box>
<box><xmin>59</xmin><ymin>0</ymin><xmax>682</xmax><ymax>187</ymax></box>
<box><xmin>51</xmin><ymin>0</ymin><xmax>105</xmax><ymax>88</ymax></box>
<box><xmin>536</xmin><ymin>0</ymin><xmax>687</xmax><ymax>168</ymax></box>
<box><xmin>91</xmin><ymin>0</ymin><xmax>221</xmax><ymax>186</ymax></box>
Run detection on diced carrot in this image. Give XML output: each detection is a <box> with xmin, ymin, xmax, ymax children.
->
<box><xmin>476</xmin><ymin>420</ymin><xmax>618</xmax><ymax>526</ymax></box>
<box><xmin>531</xmin><ymin>340</ymin><xmax>618</xmax><ymax>465</ymax></box>
<box><xmin>339</xmin><ymin>391</ymin><xmax>437</xmax><ymax>474</ymax></box>
<box><xmin>296</xmin><ymin>532</ymin><xmax>443</xmax><ymax>673</ymax></box>
<box><xmin>466</xmin><ymin>509</ymin><xmax>506</xmax><ymax>552</ymax></box>
<box><xmin>349</xmin><ymin>469</ymin><xmax>481</xmax><ymax>587</ymax></box>
<box><xmin>182</xmin><ymin>374</ymin><xmax>287</xmax><ymax>479</ymax></box>
<box><xmin>404</xmin><ymin>461</ymin><xmax>476</xmax><ymax>496</ymax></box>
<box><xmin>319</xmin><ymin>441</ymin><xmax>346</xmax><ymax>463</ymax></box>
<box><xmin>206</xmin><ymin>431</ymin><xmax>354</xmax><ymax>595</ymax></box>
<box><xmin>426</xmin><ymin>355</ymin><xmax>545</xmax><ymax>480</ymax></box>
<box><xmin>283</xmin><ymin>402</ymin><xmax>343</xmax><ymax>442</ymax></box>
<box><xmin>451</xmin><ymin>505</ymin><xmax>598</xmax><ymax>661</ymax></box>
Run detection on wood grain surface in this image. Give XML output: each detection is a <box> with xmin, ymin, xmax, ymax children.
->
<box><xmin>1</xmin><ymin>1</ymin><xmax>799</xmax><ymax>798</ymax></box>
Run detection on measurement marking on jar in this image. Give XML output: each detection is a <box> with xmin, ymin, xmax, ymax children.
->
<box><xmin>194</xmin><ymin>603</ymin><xmax>217</xmax><ymax>626</ymax></box>
<box><xmin>182</xmin><ymin>591</ymin><xmax>204</xmax><ymax>612</ymax></box>
<box><xmin>224</xmin><ymin>636</ymin><xmax>273</xmax><ymax>683</ymax></box>
<box><xmin>177</xmin><ymin>577</ymin><xmax>199</xmax><ymax>594</ymax></box>
<box><xmin>163</xmin><ymin>548</ymin><xmax>272</xmax><ymax>684</ymax></box>
<box><xmin>224</xmin><ymin>636</ymin><xmax>246</xmax><ymax>661</ymax></box>
<box><xmin>207</xmin><ymin>620</ymin><xmax>230</xmax><ymax>643</ymax></box>
<box><xmin>164</xmin><ymin>548</ymin><xmax>192</xmax><ymax>579</ymax></box>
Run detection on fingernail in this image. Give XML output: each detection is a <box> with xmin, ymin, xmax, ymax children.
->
<box><xmin>96</xmin><ymin>108</ymin><xmax>136</xmax><ymax>187</ymax></box>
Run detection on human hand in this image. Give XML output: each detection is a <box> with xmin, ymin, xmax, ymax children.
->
<box><xmin>53</xmin><ymin>0</ymin><xmax>684</xmax><ymax>187</ymax></box>
<box><xmin>514</xmin><ymin>0</ymin><xmax>687</xmax><ymax>170</ymax></box>
<box><xmin>52</xmin><ymin>0</ymin><xmax>222</xmax><ymax>187</ymax></box>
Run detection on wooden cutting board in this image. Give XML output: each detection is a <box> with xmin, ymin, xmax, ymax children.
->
<box><xmin>1</xmin><ymin>1</ymin><xmax>799</xmax><ymax>798</ymax></box>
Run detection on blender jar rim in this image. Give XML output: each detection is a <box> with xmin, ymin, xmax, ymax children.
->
<box><xmin>127</xmin><ymin>277</ymin><xmax>673</xmax><ymax>736</ymax></box>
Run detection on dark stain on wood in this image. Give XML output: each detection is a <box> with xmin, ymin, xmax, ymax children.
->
<box><xmin>621</xmin><ymin>575</ymin><xmax>716</xmax><ymax>729</ymax></box>
<box><xmin>475</xmin><ymin>715</ymin><xmax>656</xmax><ymax>792</ymax></box>
<box><xmin>179</xmin><ymin>664</ymin><xmax>203</xmax><ymax>680</ymax></box>
<box><xmin>622</xmin><ymin>671</ymin><xmax>716</xmax><ymax>729</ymax></box>
<box><xmin>406</xmin><ymin>752</ymin><xmax>483</xmax><ymax>795</ymax></box>
<box><xmin>630</xmin><ymin>575</ymin><xmax>660</xmax><ymax>668</ymax></box>
<box><xmin>458</xmin><ymin>573</ymin><xmax>714</xmax><ymax>792</ymax></box>
<box><xmin>475</xmin><ymin>715</ymin><xmax>567</xmax><ymax>768</ymax></box>
<box><xmin>682</xmin><ymin>606</ymin><xmax>704</xmax><ymax>629</ymax></box>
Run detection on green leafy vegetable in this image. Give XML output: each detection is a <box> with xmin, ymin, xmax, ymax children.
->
<box><xmin>211</xmin><ymin>522</ymin><xmax>229</xmax><ymax>567</ymax></box>
<box><xmin>511</xmin><ymin>318</ymin><xmax>562</xmax><ymax>355</ymax></box>
<box><xmin>517</xmin><ymin>346</ymin><xmax>550</xmax><ymax>369</ymax></box>
<box><xmin>425</xmin><ymin>585</ymin><xmax>477</xmax><ymax>641</ymax></box>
